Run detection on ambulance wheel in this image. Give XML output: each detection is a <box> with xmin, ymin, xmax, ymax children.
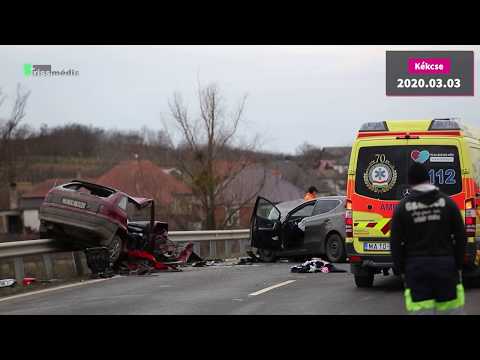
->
<box><xmin>258</xmin><ymin>248</ymin><xmax>277</xmax><ymax>262</ymax></box>
<box><xmin>326</xmin><ymin>233</ymin><xmax>346</xmax><ymax>263</ymax></box>
<box><xmin>354</xmin><ymin>273</ymin><xmax>374</xmax><ymax>288</ymax></box>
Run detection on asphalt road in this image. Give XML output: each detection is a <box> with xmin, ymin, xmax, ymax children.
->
<box><xmin>1</xmin><ymin>262</ymin><xmax>479</xmax><ymax>315</ymax></box>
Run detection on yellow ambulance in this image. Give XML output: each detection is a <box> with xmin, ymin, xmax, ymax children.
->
<box><xmin>345</xmin><ymin>118</ymin><xmax>480</xmax><ymax>287</ymax></box>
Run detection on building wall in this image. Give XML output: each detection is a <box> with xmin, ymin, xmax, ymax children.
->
<box><xmin>240</xmin><ymin>206</ymin><xmax>253</xmax><ymax>228</ymax></box>
<box><xmin>19</xmin><ymin>198</ymin><xmax>44</xmax><ymax>210</ymax></box>
<box><xmin>0</xmin><ymin>211</ymin><xmax>22</xmax><ymax>234</ymax></box>
<box><xmin>23</xmin><ymin>209</ymin><xmax>40</xmax><ymax>232</ymax></box>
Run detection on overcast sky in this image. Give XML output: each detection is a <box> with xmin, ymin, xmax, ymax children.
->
<box><xmin>0</xmin><ymin>45</ymin><xmax>479</xmax><ymax>154</ymax></box>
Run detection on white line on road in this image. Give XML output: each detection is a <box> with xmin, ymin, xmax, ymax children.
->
<box><xmin>248</xmin><ymin>280</ymin><xmax>296</xmax><ymax>296</ymax></box>
<box><xmin>0</xmin><ymin>277</ymin><xmax>117</xmax><ymax>304</ymax></box>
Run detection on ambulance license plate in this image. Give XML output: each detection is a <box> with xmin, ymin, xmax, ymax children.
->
<box><xmin>363</xmin><ymin>242</ymin><xmax>390</xmax><ymax>251</ymax></box>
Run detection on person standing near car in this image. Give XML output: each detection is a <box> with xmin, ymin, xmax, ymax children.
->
<box><xmin>390</xmin><ymin>163</ymin><xmax>467</xmax><ymax>315</ymax></box>
<box><xmin>304</xmin><ymin>186</ymin><xmax>318</xmax><ymax>201</ymax></box>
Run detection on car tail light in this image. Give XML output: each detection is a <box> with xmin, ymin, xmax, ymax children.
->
<box><xmin>98</xmin><ymin>205</ymin><xmax>110</xmax><ymax>216</ymax></box>
<box><xmin>349</xmin><ymin>255</ymin><xmax>361</xmax><ymax>263</ymax></box>
<box><xmin>465</xmin><ymin>198</ymin><xmax>476</xmax><ymax>237</ymax></box>
<box><xmin>345</xmin><ymin>200</ymin><xmax>353</xmax><ymax>238</ymax></box>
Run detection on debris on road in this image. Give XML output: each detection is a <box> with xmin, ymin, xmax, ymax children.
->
<box><xmin>290</xmin><ymin>258</ymin><xmax>347</xmax><ymax>273</ymax></box>
<box><xmin>85</xmin><ymin>241</ymin><xmax>202</xmax><ymax>277</ymax></box>
<box><xmin>0</xmin><ymin>279</ymin><xmax>16</xmax><ymax>288</ymax></box>
<box><xmin>237</xmin><ymin>258</ymin><xmax>255</xmax><ymax>265</ymax></box>
<box><xmin>236</xmin><ymin>251</ymin><xmax>264</xmax><ymax>265</ymax></box>
<box><xmin>191</xmin><ymin>260</ymin><xmax>208</xmax><ymax>267</ymax></box>
<box><xmin>191</xmin><ymin>259</ymin><xmax>225</xmax><ymax>267</ymax></box>
<box><xmin>247</xmin><ymin>250</ymin><xmax>263</xmax><ymax>262</ymax></box>
<box><xmin>85</xmin><ymin>247</ymin><xmax>115</xmax><ymax>278</ymax></box>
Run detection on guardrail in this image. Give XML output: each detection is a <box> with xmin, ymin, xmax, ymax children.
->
<box><xmin>0</xmin><ymin>229</ymin><xmax>251</xmax><ymax>282</ymax></box>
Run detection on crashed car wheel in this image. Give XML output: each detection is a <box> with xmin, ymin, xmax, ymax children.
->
<box><xmin>325</xmin><ymin>233</ymin><xmax>346</xmax><ymax>263</ymax></box>
<box><xmin>105</xmin><ymin>235</ymin><xmax>124</xmax><ymax>265</ymax></box>
<box><xmin>258</xmin><ymin>248</ymin><xmax>276</xmax><ymax>262</ymax></box>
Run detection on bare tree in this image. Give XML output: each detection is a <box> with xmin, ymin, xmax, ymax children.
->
<box><xmin>163</xmin><ymin>83</ymin><xmax>262</xmax><ymax>230</ymax></box>
<box><xmin>217</xmin><ymin>164</ymin><xmax>267</xmax><ymax>229</ymax></box>
<box><xmin>295</xmin><ymin>141</ymin><xmax>324</xmax><ymax>169</ymax></box>
<box><xmin>0</xmin><ymin>84</ymin><xmax>31</xmax><ymax>184</ymax></box>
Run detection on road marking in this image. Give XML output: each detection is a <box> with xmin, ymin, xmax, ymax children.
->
<box><xmin>0</xmin><ymin>277</ymin><xmax>116</xmax><ymax>304</ymax></box>
<box><xmin>248</xmin><ymin>280</ymin><xmax>296</xmax><ymax>296</ymax></box>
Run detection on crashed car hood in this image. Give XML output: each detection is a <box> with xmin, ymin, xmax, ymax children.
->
<box><xmin>129</xmin><ymin>196</ymin><xmax>153</xmax><ymax>207</ymax></box>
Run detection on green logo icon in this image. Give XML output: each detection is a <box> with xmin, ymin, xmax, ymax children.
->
<box><xmin>24</xmin><ymin>64</ymin><xmax>32</xmax><ymax>77</ymax></box>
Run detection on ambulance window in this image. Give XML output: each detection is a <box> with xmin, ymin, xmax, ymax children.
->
<box><xmin>355</xmin><ymin>146</ymin><xmax>407</xmax><ymax>200</ymax></box>
<box><xmin>418</xmin><ymin>145</ymin><xmax>461</xmax><ymax>196</ymax></box>
<box><xmin>355</xmin><ymin>145</ymin><xmax>462</xmax><ymax>200</ymax></box>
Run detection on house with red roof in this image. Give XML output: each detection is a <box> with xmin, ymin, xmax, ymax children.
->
<box><xmin>215</xmin><ymin>163</ymin><xmax>304</xmax><ymax>228</ymax></box>
<box><xmin>95</xmin><ymin>160</ymin><xmax>198</xmax><ymax>230</ymax></box>
<box><xmin>17</xmin><ymin>160</ymin><xmax>199</xmax><ymax>232</ymax></box>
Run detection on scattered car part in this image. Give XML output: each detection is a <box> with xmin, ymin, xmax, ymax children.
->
<box><xmin>290</xmin><ymin>258</ymin><xmax>347</xmax><ymax>273</ymax></box>
<box><xmin>0</xmin><ymin>279</ymin><xmax>16</xmax><ymax>288</ymax></box>
<box><xmin>246</xmin><ymin>250</ymin><xmax>263</xmax><ymax>262</ymax></box>
<box><xmin>22</xmin><ymin>277</ymin><xmax>37</xmax><ymax>286</ymax></box>
<box><xmin>85</xmin><ymin>247</ymin><xmax>114</xmax><ymax>278</ymax></box>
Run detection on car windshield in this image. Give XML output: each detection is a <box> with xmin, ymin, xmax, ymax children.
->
<box><xmin>355</xmin><ymin>145</ymin><xmax>462</xmax><ymax>200</ymax></box>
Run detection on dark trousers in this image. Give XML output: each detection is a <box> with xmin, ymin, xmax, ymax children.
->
<box><xmin>405</xmin><ymin>256</ymin><xmax>459</xmax><ymax>303</ymax></box>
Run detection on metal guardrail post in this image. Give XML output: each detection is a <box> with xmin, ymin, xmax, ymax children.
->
<box><xmin>225</xmin><ymin>238</ymin><xmax>231</xmax><ymax>258</ymax></box>
<box><xmin>42</xmin><ymin>254</ymin><xmax>53</xmax><ymax>279</ymax></box>
<box><xmin>193</xmin><ymin>242</ymin><xmax>200</xmax><ymax>257</ymax></box>
<box><xmin>209</xmin><ymin>240</ymin><xmax>216</xmax><ymax>259</ymax></box>
<box><xmin>239</xmin><ymin>239</ymin><xmax>246</xmax><ymax>255</ymax></box>
<box><xmin>14</xmin><ymin>257</ymin><xmax>25</xmax><ymax>283</ymax></box>
<box><xmin>72</xmin><ymin>252</ymin><xmax>85</xmax><ymax>276</ymax></box>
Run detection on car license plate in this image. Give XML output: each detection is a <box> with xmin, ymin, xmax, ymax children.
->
<box><xmin>62</xmin><ymin>198</ymin><xmax>87</xmax><ymax>209</ymax></box>
<box><xmin>363</xmin><ymin>242</ymin><xmax>390</xmax><ymax>251</ymax></box>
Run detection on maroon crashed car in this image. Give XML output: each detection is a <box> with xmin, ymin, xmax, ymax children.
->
<box><xmin>39</xmin><ymin>180</ymin><xmax>169</xmax><ymax>264</ymax></box>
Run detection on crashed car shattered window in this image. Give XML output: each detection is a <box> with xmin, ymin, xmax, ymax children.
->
<box><xmin>127</xmin><ymin>201</ymin><xmax>152</xmax><ymax>222</ymax></box>
<box><xmin>63</xmin><ymin>183</ymin><xmax>114</xmax><ymax>198</ymax></box>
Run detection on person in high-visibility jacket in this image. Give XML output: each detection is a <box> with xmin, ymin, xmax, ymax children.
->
<box><xmin>304</xmin><ymin>186</ymin><xmax>318</xmax><ymax>201</ymax></box>
<box><xmin>390</xmin><ymin>163</ymin><xmax>467</xmax><ymax>315</ymax></box>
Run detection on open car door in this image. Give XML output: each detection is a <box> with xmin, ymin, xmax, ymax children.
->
<box><xmin>250</xmin><ymin>197</ymin><xmax>282</xmax><ymax>250</ymax></box>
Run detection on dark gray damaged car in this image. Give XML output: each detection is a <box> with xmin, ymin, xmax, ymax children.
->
<box><xmin>250</xmin><ymin>196</ymin><xmax>347</xmax><ymax>263</ymax></box>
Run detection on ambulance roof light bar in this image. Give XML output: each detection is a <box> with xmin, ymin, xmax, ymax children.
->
<box><xmin>429</xmin><ymin>118</ymin><xmax>462</xmax><ymax>131</ymax></box>
<box><xmin>358</xmin><ymin>121</ymin><xmax>388</xmax><ymax>132</ymax></box>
